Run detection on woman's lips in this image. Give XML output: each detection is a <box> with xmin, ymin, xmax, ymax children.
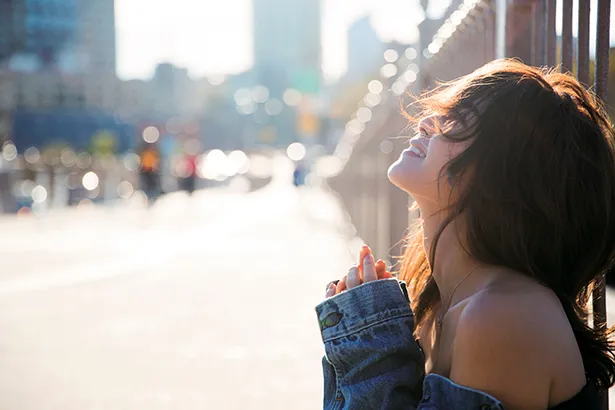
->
<box><xmin>403</xmin><ymin>146</ymin><xmax>425</xmax><ymax>158</ymax></box>
<box><xmin>408</xmin><ymin>136</ymin><xmax>428</xmax><ymax>157</ymax></box>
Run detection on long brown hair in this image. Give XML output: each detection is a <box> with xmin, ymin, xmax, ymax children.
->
<box><xmin>398</xmin><ymin>59</ymin><xmax>615</xmax><ymax>390</ymax></box>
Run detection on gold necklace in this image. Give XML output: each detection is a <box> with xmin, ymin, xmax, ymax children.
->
<box><xmin>436</xmin><ymin>263</ymin><xmax>483</xmax><ymax>328</ymax></box>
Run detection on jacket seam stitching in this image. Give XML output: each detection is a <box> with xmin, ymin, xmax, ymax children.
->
<box><xmin>330</xmin><ymin>359</ymin><xmax>344</xmax><ymax>409</ymax></box>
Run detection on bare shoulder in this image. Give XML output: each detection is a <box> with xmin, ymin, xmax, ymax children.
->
<box><xmin>449</xmin><ymin>281</ymin><xmax>584</xmax><ymax>410</ymax></box>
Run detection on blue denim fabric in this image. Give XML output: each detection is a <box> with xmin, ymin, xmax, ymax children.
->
<box><xmin>315</xmin><ymin>279</ymin><xmax>504</xmax><ymax>409</ymax></box>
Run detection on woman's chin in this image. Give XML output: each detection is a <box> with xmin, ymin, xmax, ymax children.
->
<box><xmin>388</xmin><ymin>159</ymin><xmax>419</xmax><ymax>193</ymax></box>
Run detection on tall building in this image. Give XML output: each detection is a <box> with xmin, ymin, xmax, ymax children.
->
<box><xmin>253</xmin><ymin>0</ymin><xmax>322</xmax><ymax>97</ymax></box>
<box><xmin>0</xmin><ymin>0</ymin><xmax>78</xmax><ymax>70</ymax></box>
<box><xmin>75</xmin><ymin>0</ymin><xmax>116</xmax><ymax>76</ymax></box>
<box><xmin>346</xmin><ymin>15</ymin><xmax>384</xmax><ymax>83</ymax></box>
<box><xmin>0</xmin><ymin>0</ymin><xmax>115</xmax><ymax>75</ymax></box>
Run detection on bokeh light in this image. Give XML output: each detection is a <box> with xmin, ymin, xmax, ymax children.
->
<box><xmin>247</xmin><ymin>155</ymin><xmax>272</xmax><ymax>178</ymax></box>
<box><xmin>380</xmin><ymin>64</ymin><xmax>398</xmax><ymax>78</ymax></box>
<box><xmin>380</xmin><ymin>140</ymin><xmax>394</xmax><ymax>154</ymax></box>
<box><xmin>82</xmin><ymin>172</ymin><xmax>100</xmax><ymax>191</ymax></box>
<box><xmin>368</xmin><ymin>80</ymin><xmax>383</xmax><ymax>94</ymax></box>
<box><xmin>252</xmin><ymin>85</ymin><xmax>269</xmax><ymax>103</ymax></box>
<box><xmin>20</xmin><ymin>180</ymin><xmax>36</xmax><ymax>197</ymax></box>
<box><xmin>391</xmin><ymin>81</ymin><xmax>406</xmax><ymax>96</ymax></box>
<box><xmin>43</xmin><ymin>148</ymin><xmax>60</xmax><ymax>166</ymax></box>
<box><xmin>31</xmin><ymin>185</ymin><xmax>47</xmax><ymax>203</ymax></box>
<box><xmin>2</xmin><ymin>142</ymin><xmax>17</xmax><ymax>161</ymax></box>
<box><xmin>405</xmin><ymin>47</ymin><xmax>418</xmax><ymax>60</ymax></box>
<box><xmin>24</xmin><ymin>147</ymin><xmax>40</xmax><ymax>164</ymax></box>
<box><xmin>357</xmin><ymin>107</ymin><xmax>373</xmax><ymax>123</ymax></box>
<box><xmin>197</xmin><ymin>149</ymin><xmax>232</xmax><ymax>180</ymax></box>
<box><xmin>265</xmin><ymin>99</ymin><xmax>284</xmax><ymax>116</ymax></box>
<box><xmin>234</xmin><ymin>88</ymin><xmax>252</xmax><ymax>106</ymax></box>
<box><xmin>346</xmin><ymin>119</ymin><xmax>366</xmax><ymax>135</ymax></box>
<box><xmin>228</xmin><ymin>150</ymin><xmax>250</xmax><ymax>175</ymax></box>
<box><xmin>117</xmin><ymin>181</ymin><xmax>134</xmax><ymax>199</ymax></box>
<box><xmin>237</xmin><ymin>101</ymin><xmax>257</xmax><ymax>115</ymax></box>
<box><xmin>287</xmin><ymin>142</ymin><xmax>306</xmax><ymax>161</ymax></box>
<box><xmin>384</xmin><ymin>49</ymin><xmax>399</xmax><ymax>63</ymax></box>
<box><xmin>76</xmin><ymin>152</ymin><xmax>92</xmax><ymax>169</ymax></box>
<box><xmin>364</xmin><ymin>93</ymin><xmax>382</xmax><ymax>108</ymax></box>
<box><xmin>142</xmin><ymin>126</ymin><xmax>160</xmax><ymax>143</ymax></box>
<box><xmin>65</xmin><ymin>172</ymin><xmax>80</xmax><ymax>190</ymax></box>
<box><xmin>314</xmin><ymin>155</ymin><xmax>344</xmax><ymax>178</ymax></box>
<box><xmin>123</xmin><ymin>153</ymin><xmax>141</xmax><ymax>171</ymax></box>
<box><xmin>60</xmin><ymin>149</ymin><xmax>77</xmax><ymax>167</ymax></box>
<box><xmin>283</xmin><ymin>89</ymin><xmax>302</xmax><ymax>106</ymax></box>
<box><xmin>404</xmin><ymin>71</ymin><xmax>417</xmax><ymax>83</ymax></box>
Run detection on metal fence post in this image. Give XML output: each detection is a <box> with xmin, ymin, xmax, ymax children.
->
<box><xmin>594</xmin><ymin>1</ymin><xmax>610</xmax><ymax>408</ymax></box>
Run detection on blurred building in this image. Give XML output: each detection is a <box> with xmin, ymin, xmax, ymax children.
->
<box><xmin>253</xmin><ymin>0</ymin><xmax>321</xmax><ymax>96</ymax></box>
<box><xmin>346</xmin><ymin>15</ymin><xmax>384</xmax><ymax>84</ymax></box>
<box><xmin>0</xmin><ymin>0</ymin><xmax>115</xmax><ymax>76</ymax></box>
<box><xmin>75</xmin><ymin>0</ymin><xmax>116</xmax><ymax>76</ymax></box>
<box><xmin>150</xmin><ymin>63</ymin><xmax>198</xmax><ymax>117</ymax></box>
<box><xmin>252</xmin><ymin>0</ymin><xmax>322</xmax><ymax>147</ymax></box>
<box><xmin>0</xmin><ymin>0</ymin><xmax>78</xmax><ymax>71</ymax></box>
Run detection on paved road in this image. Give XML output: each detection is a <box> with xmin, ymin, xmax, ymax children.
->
<box><xmin>0</xmin><ymin>156</ymin><xmax>613</xmax><ymax>409</ymax></box>
<box><xmin>0</xmin><ymin>158</ymin><xmax>359</xmax><ymax>410</ymax></box>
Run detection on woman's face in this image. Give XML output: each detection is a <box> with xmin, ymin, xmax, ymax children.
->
<box><xmin>387</xmin><ymin>115</ymin><xmax>470</xmax><ymax>204</ymax></box>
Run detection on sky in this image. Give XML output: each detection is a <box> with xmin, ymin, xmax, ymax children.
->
<box><xmin>115</xmin><ymin>0</ymin><xmax>452</xmax><ymax>81</ymax></box>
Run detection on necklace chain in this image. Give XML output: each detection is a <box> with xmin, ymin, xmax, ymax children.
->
<box><xmin>436</xmin><ymin>263</ymin><xmax>483</xmax><ymax>327</ymax></box>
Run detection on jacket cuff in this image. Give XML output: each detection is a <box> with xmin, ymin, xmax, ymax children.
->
<box><xmin>315</xmin><ymin>279</ymin><xmax>413</xmax><ymax>342</ymax></box>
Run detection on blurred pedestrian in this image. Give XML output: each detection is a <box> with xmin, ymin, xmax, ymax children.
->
<box><xmin>317</xmin><ymin>60</ymin><xmax>615</xmax><ymax>409</ymax></box>
<box><xmin>293</xmin><ymin>162</ymin><xmax>306</xmax><ymax>187</ymax></box>
<box><xmin>179</xmin><ymin>153</ymin><xmax>198</xmax><ymax>194</ymax></box>
<box><xmin>139</xmin><ymin>143</ymin><xmax>161</xmax><ymax>201</ymax></box>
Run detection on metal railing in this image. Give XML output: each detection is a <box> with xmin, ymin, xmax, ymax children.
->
<box><xmin>328</xmin><ymin>1</ymin><xmax>611</xmax><ymax>406</ymax></box>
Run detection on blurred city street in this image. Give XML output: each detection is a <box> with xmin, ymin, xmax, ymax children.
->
<box><xmin>0</xmin><ymin>157</ymin><xmax>359</xmax><ymax>410</ymax></box>
<box><xmin>0</xmin><ymin>154</ymin><xmax>615</xmax><ymax>409</ymax></box>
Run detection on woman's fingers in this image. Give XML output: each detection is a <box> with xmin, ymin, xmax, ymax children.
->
<box><xmin>363</xmin><ymin>253</ymin><xmax>378</xmax><ymax>282</ymax></box>
<box><xmin>325</xmin><ymin>283</ymin><xmax>336</xmax><ymax>298</ymax></box>
<box><xmin>375</xmin><ymin>260</ymin><xmax>394</xmax><ymax>279</ymax></box>
<box><xmin>346</xmin><ymin>265</ymin><xmax>361</xmax><ymax>289</ymax></box>
<box><xmin>335</xmin><ymin>276</ymin><xmax>347</xmax><ymax>294</ymax></box>
<box><xmin>358</xmin><ymin>245</ymin><xmax>371</xmax><ymax>281</ymax></box>
<box><xmin>326</xmin><ymin>252</ymin><xmax>392</xmax><ymax>299</ymax></box>
<box><xmin>375</xmin><ymin>259</ymin><xmax>385</xmax><ymax>277</ymax></box>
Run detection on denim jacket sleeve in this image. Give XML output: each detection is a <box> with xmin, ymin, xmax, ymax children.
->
<box><xmin>315</xmin><ymin>279</ymin><xmax>504</xmax><ymax>410</ymax></box>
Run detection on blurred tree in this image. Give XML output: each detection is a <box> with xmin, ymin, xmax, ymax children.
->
<box><xmin>90</xmin><ymin>130</ymin><xmax>117</xmax><ymax>156</ymax></box>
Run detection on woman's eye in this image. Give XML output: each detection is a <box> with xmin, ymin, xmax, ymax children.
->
<box><xmin>419</xmin><ymin>127</ymin><xmax>429</xmax><ymax>137</ymax></box>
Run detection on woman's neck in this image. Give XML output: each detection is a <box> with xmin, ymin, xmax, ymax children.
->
<box><xmin>421</xmin><ymin>208</ymin><xmax>485</xmax><ymax>308</ymax></box>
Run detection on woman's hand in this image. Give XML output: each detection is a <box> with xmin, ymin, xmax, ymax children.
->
<box><xmin>325</xmin><ymin>245</ymin><xmax>393</xmax><ymax>298</ymax></box>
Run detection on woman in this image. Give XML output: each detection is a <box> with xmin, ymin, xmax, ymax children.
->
<box><xmin>316</xmin><ymin>59</ymin><xmax>615</xmax><ymax>409</ymax></box>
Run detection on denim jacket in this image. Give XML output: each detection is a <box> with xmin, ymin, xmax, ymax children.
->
<box><xmin>315</xmin><ymin>279</ymin><xmax>504</xmax><ymax>409</ymax></box>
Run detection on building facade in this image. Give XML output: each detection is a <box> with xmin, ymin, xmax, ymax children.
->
<box><xmin>0</xmin><ymin>0</ymin><xmax>115</xmax><ymax>75</ymax></box>
<box><xmin>346</xmin><ymin>15</ymin><xmax>384</xmax><ymax>83</ymax></box>
<box><xmin>253</xmin><ymin>0</ymin><xmax>322</xmax><ymax>97</ymax></box>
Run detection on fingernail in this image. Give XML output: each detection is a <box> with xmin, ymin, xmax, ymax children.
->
<box><xmin>364</xmin><ymin>254</ymin><xmax>373</xmax><ymax>264</ymax></box>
